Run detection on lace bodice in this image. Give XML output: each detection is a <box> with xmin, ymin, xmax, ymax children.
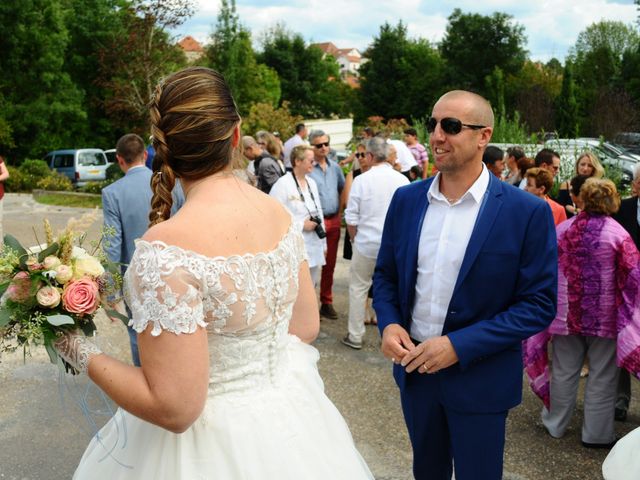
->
<box><xmin>123</xmin><ymin>222</ymin><xmax>308</xmax><ymax>394</ymax></box>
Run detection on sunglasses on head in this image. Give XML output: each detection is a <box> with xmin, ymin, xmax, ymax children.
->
<box><xmin>427</xmin><ymin>117</ymin><xmax>486</xmax><ymax>135</ymax></box>
<box><xmin>355</xmin><ymin>152</ymin><xmax>365</xmax><ymax>158</ymax></box>
<box><xmin>313</xmin><ymin>142</ymin><xmax>330</xmax><ymax>148</ymax></box>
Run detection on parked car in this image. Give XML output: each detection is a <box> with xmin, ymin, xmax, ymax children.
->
<box><xmin>614</xmin><ymin>132</ymin><xmax>640</xmax><ymax>154</ymax></box>
<box><xmin>43</xmin><ymin>149</ymin><xmax>109</xmax><ymax>187</ymax></box>
<box><xmin>104</xmin><ymin>148</ymin><xmax>116</xmax><ymax>165</ymax></box>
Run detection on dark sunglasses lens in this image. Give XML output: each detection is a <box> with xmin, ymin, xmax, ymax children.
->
<box><xmin>314</xmin><ymin>142</ymin><xmax>329</xmax><ymax>148</ymax></box>
<box><xmin>441</xmin><ymin>118</ymin><xmax>463</xmax><ymax>134</ymax></box>
<box><xmin>427</xmin><ymin>117</ymin><xmax>437</xmax><ymax>133</ymax></box>
<box><xmin>355</xmin><ymin>153</ymin><xmax>364</xmax><ymax>158</ymax></box>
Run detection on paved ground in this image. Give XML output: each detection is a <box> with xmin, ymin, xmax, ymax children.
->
<box><xmin>0</xmin><ymin>193</ymin><xmax>638</xmax><ymax>479</ymax></box>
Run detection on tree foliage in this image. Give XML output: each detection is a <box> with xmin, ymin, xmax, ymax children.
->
<box><xmin>555</xmin><ymin>63</ymin><xmax>579</xmax><ymax>137</ymax></box>
<box><xmin>359</xmin><ymin>22</ymin><xmax>444</xmax><ymax>121</ymax></box>
<box><xmin>207</xmin><ymin>0</ymin><xmax>280</xmax><ymax>114</ymax></box>
<box><xmin>242</xmin><ymin>102</ymin><xmax>303</xmax><ymax>139</ymax></box>
<box><xmin>440</xmin><ymin>9</ymin><xmax>527</xmax><ymax>95</ymax></box>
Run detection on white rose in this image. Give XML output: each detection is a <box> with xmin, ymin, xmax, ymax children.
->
<box><xmin>55</xmin><ymin>265</ymin><xmax>73</xmax><ymax>284</ymax></box>
<box><xmin>73</xmin><ymin>256</ymin><xmax>105</xmax><ymax>278</ymax></box>
<box><xmin>36</xmin><ymin>286</ymin><xmax>61</xmax><ymax>308</ymax></box>
<box><xmin>71</xmin><ymin>246</ymin><xmax>88</xmax><ymax>259</ymax></box>
<box><xmin>43</xmin><ymin>255</ymin><xmax>61</xmax><ymax>270</ymax></box>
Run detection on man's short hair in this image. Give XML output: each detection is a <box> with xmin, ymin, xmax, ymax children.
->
<box><xmin>535</xmin><ymin>148</ymin><xmax>560</xmax><ymax>167</ymax></box>
<box><xmin>482</xmin><ymin>146</ymin><xmax>504</xmax><ymax>166</ymax></box>
<box><xmin>507</xmin><ymin>146</ymin><xmax>525</xmax><ymax>160</ymax></box>
<box><xmin>366</xmin><ymin>137</ymin><xmax>388</xmax><ymax>162</ymax></box>
<box><xmin>309</xmin><ymin>130</ymin><xmax>328</xmax><ymax>144</ymax></box>
<box><xmin>242</xmin><ymin>135</ymin><xmax>258</xmax><ymax>149</ymax></box>
<box><xmin>295</xmin><ymin>123</ymin><xmax>306</xmax><ymax>134</ymax></box>
<box><xmin>404</xmin><ymin>128</ymin><xmax>417</xmax><ymax>137</ymax></box>
<box><xmin>116</xmin><ymin>133</ymin><xmax>145</xmax><ymax>165</ymax></box>
<box><xmin>570</xmin><ymin>174</ymin><xmax>590</xmax><ymax>197</ymax></box>
<box><xmin>525</xmin><ymin>167</ymin><xmax>553</xmax><ymax>194</ymax></box>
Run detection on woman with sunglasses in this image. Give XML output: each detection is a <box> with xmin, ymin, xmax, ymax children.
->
<box><xmin>341</xmin><ymin>143</ymin><xmax>369</xmax><ymax>260</ymax></box>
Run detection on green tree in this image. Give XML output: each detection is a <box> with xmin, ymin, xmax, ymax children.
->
<box><xmin>0</xmin><ymin>0</ymin><xmax>87</xmax><ymax>160</ymax></box>
<box><xmin>258</xmin><ymin>25</ymin><xmax>347</xmax><ymax>118</ymax></box>
<box><xmin>207</xmin><ymin>0</ymin><xmax>280</xmax><ymax>114</ymax></box>
<box><xmin>96</xmin><ymin>0</ymin><xmax>193</xmax><ymax>134</ymax></box>
<box><xmin>439</xmin><ymin>9</ymin><xmax>528</xmax><ymax>94</ymax></box>
<box><xmin>555</xmin><ymin>63</ymin><xmax>579</xmax><ymax>137</ymax></box>
<box><xmin>359</xmin><ymin>22</ymin><xmax>445</xmax><ymax>120</ymax></box>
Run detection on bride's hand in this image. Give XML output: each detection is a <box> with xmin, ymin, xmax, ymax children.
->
<box><xmin>54</xmin><ymin>330</ymin><xmax>103</xmax><ymax>374</ymax></box>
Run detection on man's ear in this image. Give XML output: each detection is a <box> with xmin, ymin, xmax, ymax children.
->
<box><xmin>478</xmin><ymin>127</ymin><xmax>493</xmax><ymax>150</ymax></box>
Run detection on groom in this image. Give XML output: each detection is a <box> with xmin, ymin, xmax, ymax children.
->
<box><xmin>373</xmin><ymin>90</ymin><xmax>557</xmax><ymax>479</ymax></box>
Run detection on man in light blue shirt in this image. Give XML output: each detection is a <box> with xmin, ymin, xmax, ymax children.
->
<box><xmin>308</xmin><ymin>130</ymin><xmax>345</xmax><ymax>320</ymax></box>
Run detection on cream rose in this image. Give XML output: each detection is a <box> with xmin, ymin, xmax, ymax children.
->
<box><xmin>62</xmin><ymin>278</ymin><xmax>100</xmax><ymax>315</ymax></box>
<box><xmin>73</xmin><ymin>256</ymin><xmax>105</xmax><ymax>279</ymax></box>
<box><xmin>43</xmin><ymin>256</ymin><xmax>61</xmax><ymax>270</ymax></box>
<box><xmin>55</xmin><ymin>265</ymin><xmax>73</xmax><ymax>284</ymax></box>
<box><xmin>36</xmin><ymin>286</ymin><xmax>61</xmax><ymax>308</ymax></box>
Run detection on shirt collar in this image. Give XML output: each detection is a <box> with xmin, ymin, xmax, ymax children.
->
<box><xmin>427</xmin><ymin>163</ymin><xmax>490</xmax><ymax>205</ymax></box>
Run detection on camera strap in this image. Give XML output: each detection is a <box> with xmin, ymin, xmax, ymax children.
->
<box><xmin>291</xmin><ymin>172</ymin><xmax>320</xmax><ymax>218</ymax></box>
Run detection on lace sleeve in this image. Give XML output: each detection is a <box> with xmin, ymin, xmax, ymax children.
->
<box><xmin>123</xmin><ymin>242</ymin><xmax>206</xmax><ymax>336</ymax></box>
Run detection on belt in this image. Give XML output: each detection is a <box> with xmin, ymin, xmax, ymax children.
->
<box><xmin>324</xmin><ymin>213</ymin><xmax>339</xmax><ymax>219</ymax></box>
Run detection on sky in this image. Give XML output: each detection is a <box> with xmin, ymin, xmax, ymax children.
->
<box><xmin>172</xmin><ymin>0</ymin><xmax>639</xmax><ymax>63</ymax></box>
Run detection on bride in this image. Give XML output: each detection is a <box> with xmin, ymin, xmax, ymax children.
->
<box><xmin>54</xmin><ymin>66</ymin><xmax>373</xmax><ymax>479</ymax></box>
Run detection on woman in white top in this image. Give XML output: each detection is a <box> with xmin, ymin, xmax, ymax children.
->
<box><xmin>270</xmin><ymin>145</ymin><xmax>327</xmax><ymax>286</ymax></box>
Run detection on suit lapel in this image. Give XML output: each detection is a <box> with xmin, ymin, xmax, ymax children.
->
<box><xmin>452</xmin><ymin>175</ymin><xmax>503</xmax><ymax>295</ymax></box>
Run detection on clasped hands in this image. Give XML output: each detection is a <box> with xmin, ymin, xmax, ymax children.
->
<box><xmin>381</xmin><ymin>324</ymin><xmax>459</xmax><ymax>374</ymax></box>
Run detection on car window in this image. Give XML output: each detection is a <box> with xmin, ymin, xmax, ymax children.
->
<box><xmin>54</xmin><ymin>154</ymin><xmax>74</xmax><ymax>168</ymax></box>
<box><xmin>78</xmin><ymin>152</ymin><xmax>106</xmax><ymax>166</ymax></box>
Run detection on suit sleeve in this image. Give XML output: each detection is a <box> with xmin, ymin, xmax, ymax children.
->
<box><xmin>447</xmin><ymin>201</ymin><xmax>558</xmax><ymax>370</ymax></box>
<box><xmin>102</xmin><ymin>189</ymin><xmax>123</xmax><ymax>264</ymax></box>
<box><xmin>373</xmin><ymin>190</ymin><xmax>404</xmax><ymax>332</ymax></box>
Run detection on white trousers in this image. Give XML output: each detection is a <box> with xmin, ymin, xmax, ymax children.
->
<box><xmin>347</xmin><ymin>248</ymin><xmax>377</xmax><ymax>343</ymax></box>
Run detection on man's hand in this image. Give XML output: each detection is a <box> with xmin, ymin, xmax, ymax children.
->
<box><xmin>401</xmin><ymin>335</ymin><xmax>459</xmax><ymax>374</ymax></box>
<box><xmin>381</xmin><ymin>324</ymin><xmax>413</xmax><ymax>365</ymax></box>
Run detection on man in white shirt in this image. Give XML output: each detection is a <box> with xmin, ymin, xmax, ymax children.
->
<box><xmin>373</xmin><ymin>90</ymin><xmax>557</xmax><ymax>480</ymax></box>
<box><xmin>283</xmin><ymin>123</ymin><xmax>308</xmax><ymax>169</ymax></box>
<box><xmin>387</xmin><ymin>138</ymin><xmax>417</xmax><ymax>178</ymax></box>
<box><xmin>342</xmin><ymin>137</ymin><xmax>409</xmax><ymax>349</ymax></box>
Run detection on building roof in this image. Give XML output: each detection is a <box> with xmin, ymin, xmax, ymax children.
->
<box><xmin>311</xmin><ymin>42</ymin><xmax>340</xmax><ymax>57</ymax></box>
<box><xmin>178</xmin><ymin>36</ymin><xmax>204</xmax><ymax>53</ymax></box>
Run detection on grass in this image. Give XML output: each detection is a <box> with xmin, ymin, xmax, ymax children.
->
<box><xmin>35</xmin><ymin>193</ymin><xmax>102</xmax><ymax>209</ymax></box>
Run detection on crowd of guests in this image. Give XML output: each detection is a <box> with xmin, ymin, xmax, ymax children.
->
<box><xmin>240</xmin><ymin>125</ymin><xmax>640</xmax><ymax>461</ymax></box>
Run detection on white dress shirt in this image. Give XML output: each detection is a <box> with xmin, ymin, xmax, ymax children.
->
<box><xmin>345</xmin><ymin>163</ymin><xmax>410</xmax><ymax>259</ymax></box>
<box><xmin>388</xmin><ymin>139</ymin><xmax>418</xmax><ymax>172</ymax></box>
<box><xmin>283</xmin><ymin>134</ymin><xmax>307</xmax><ymax>168</ymax></box>
<box><xmin>410</xmin><ymin>165</ymin><xmax>490</xmax><ymax>341</ymax></box>
<box><xmin>269</xmin><ymin>172</ymin><xmax>326</xmax><ymax>268</ymax></box>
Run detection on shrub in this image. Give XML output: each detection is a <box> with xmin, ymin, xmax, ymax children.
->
<box><xmin>5</xmin><ymin>166</ymin><xmax>28</xmax><ymax>192</ymax></box>
<box><xmin>79</xmin><ymin>181</ymin><xmax>108</xmax><ymax>194</ymax></box>
<box><xmin>36</xmin><ymin>172</ymin><xmax>73</xmax><ymax>191</ymax></box>
<box><xmin>242</xmin><ymin>101</ymin><xmax>303</xmax><ymax>139</ymax></box>
<box><xmin>106</xmin><ymin>163</ymin><xmax>124</xmax><ymax>182</ymax></box>
<box><xmin>16</xmin><ymin>159</ymin><xmax>52</xmax><ymax>191</ymax></box>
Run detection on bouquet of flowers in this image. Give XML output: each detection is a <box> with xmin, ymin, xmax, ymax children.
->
<box><xmin>0</xmin><ymin>212</ymin><xmax>126</xmax><ymax>372</ymax></box>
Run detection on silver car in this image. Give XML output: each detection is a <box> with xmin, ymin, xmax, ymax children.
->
<box><xmin>43</xmin><ymin>149</ymin><xmax>109</xmax><ymax>187</ymax></box>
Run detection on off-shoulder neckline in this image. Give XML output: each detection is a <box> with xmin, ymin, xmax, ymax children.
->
<box><xmin>134</xmin><ymin>220</ymin><xmax>296</xmax><ymax>263</ymax></box>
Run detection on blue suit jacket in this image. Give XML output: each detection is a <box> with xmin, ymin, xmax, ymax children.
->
<box><xmin>373</xmin><ymin>174</ymin><xmax>558</xmax><ymax>413</ymax></box>
<box><xmin>102</xmin><ymin>166</ymin><xmax>184</xmax><ymax>272</ymax></box>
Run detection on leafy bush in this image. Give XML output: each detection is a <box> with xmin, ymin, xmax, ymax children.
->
<box><xmin>5</xmin><ymin>166</ymin><xmax>28</xmax><ymax>192</ymax></box>
<box><xmin>36</xmin><ymin>172</ymin><xmax>73</xmax><ymax>191</ymax></box>
<box><xmin>242</xmin><ymin>101</ymin><xmax>303</xmax><ymax>139</ymax></box>
<box><xmin>106</xmin><ymin>163</ymin><xmax>124</xmax><ymax>182</ymax></box>
<box><xmin>491</xmin><ymin>111</ymin><xmax>530</xmax><ymax>144</ymax></box>
<box><xmin>19</xmin><ymin>159</ymin><xmax>51</xmax><ymax>180</ymax></box>
<box><xmin>79</xmin><ymin>181</ymin><xmax>108</xmax><ymax>194</ymax></box>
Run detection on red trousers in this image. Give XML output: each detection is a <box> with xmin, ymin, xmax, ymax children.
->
<box><xmin>320</xmin><ymin>214</ymin><xmax>341</xmax><ymax>305</ymax></box>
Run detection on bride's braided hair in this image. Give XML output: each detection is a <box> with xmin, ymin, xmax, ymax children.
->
<box><xmin>148</xmin><ymin>67</ymin><xmax>241</xmax><ymax>227</ymax></box>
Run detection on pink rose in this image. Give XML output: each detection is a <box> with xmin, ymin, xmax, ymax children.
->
<box><xmin>36</xmin><ymin>286</ymin><xmax>61</xmax><ymax>308</ymax></box>
<box><xmin>25</xmin><ymin>257</ymin><xmax>44</xmax><ymax>272</ymax></box>
<box><xmin>7</xmin><ymin>271</ymin><xmax>32</xmax><ymax>302</ymax></box>
<box><xmin>62</xmin><ymin>278</ymin><xmax>100</xmax><ymax>315</ymax></box>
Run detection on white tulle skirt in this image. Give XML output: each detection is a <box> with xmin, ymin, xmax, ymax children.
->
<box><xmin>73</xmin><ymin>337</ymin><xmax>373</xmax><ymax>479</ymax></box>
<box><xmin>602</xmin><ymin>426</ymin><xmax>640</xmax><ymax>480</ymax></box>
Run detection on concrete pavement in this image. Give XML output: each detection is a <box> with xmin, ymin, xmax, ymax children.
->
<box><xmin>0</xmin><ymin>193</ymin><xmax>637</xmax><ymax>479</ymax></box>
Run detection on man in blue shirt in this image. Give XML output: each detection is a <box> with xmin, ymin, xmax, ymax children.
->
<box><xmin>308</xmin><ymin>130</ymin><xmax>345</xmax><ymax>320</ymax></box>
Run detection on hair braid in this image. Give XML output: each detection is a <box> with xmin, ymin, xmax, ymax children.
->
<box><xmin>148</xmin><ymin>163</ymin><xmax>176</xmax><ymax>227</ymax></box>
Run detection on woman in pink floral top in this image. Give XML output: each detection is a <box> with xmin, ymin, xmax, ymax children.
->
<box><xmin>523</xmin><ymin>178</ymin><xmax>640</xmax><ymax>449</ymax></box>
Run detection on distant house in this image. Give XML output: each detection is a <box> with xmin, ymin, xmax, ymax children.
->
<box><xmin>311</xmin><ymin>42</ymin><xmax>367</xmax><ymax>82</ymax></box>
<box><xmin>178</xmin><ymin>36</ymin><xmax>204</xmax><ymax>63</ymax></box>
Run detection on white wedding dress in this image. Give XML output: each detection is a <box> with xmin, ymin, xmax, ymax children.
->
<box><xmin>73</xmin><ymin>222</ymin><xmax>373</xmax><ymax>479</ymax></box>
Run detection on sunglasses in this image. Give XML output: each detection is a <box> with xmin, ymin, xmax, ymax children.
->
<box><xmin>313</xmin><ymin>142</ymin><xmax>330</xmax><ymax>148</ymax></box>
<box><xmin>355</xmin><ymin>152</ymin><xmax>365</xmax><ymax>158</ymax></box>
<box><xmin>427</xmin><ymin>117</ymin><xmax>486</xmax><ymax>135</ymax></box>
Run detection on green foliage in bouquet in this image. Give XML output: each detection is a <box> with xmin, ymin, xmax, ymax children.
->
<box><xmin>0</xmin><ymin>213</ymin><xmax>127</xmax><ymax>365</ymax></box>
